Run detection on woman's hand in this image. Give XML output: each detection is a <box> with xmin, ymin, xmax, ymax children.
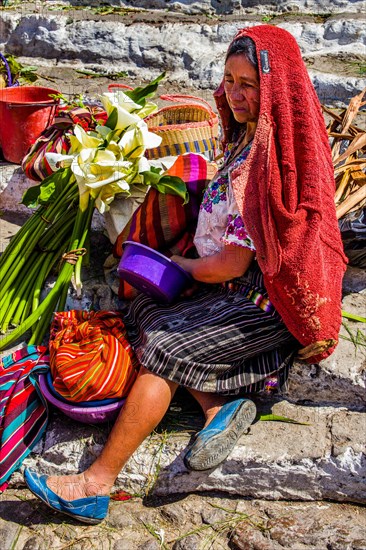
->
<box><xmin>171</xmin><ymin>244</ymin><xmax>254</xmax><ymax>284</ymax></box>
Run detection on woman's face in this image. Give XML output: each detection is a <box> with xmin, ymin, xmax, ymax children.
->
<box><xmin>223</xmin><ymin>53</ymin><xmax>260</xmax><ymax>124</ymax></box>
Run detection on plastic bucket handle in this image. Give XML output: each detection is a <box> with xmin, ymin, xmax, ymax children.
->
<box><xmin>6</xmin><ymin>102</ymin><xmax>59</xmax><ymax>108</ymax></box>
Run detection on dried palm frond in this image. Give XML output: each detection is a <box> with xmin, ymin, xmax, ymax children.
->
<box><xmin>322</xmin><ymin>88</ymin><xmax>366</xmax><ymax>219</ymax></box>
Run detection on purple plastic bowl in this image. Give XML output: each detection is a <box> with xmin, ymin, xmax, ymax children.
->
<box><xmin>118</xmin><ymin>241</ymin><xmax>193</xmax><ymax>303</ymax></box>
<box><xmin>38</xmin><ymin>374</ymin><xmax>125</xmax><ymax>424</ymax></box>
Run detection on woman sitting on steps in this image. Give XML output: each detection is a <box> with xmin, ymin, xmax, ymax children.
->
<box><xmin>24</xmin><ymin>24</ymin><xmax>347</xmax><ymax>524</ymax></box>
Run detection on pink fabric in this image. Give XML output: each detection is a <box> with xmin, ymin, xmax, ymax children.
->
<box><xmin>214</xmin><ymin>25</ymin><xmax>347</xmax><ymax>362</ymax></box>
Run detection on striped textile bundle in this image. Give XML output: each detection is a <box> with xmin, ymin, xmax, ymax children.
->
<box><xmin>144</xmin><ymin>94</ymin><xmax>219</xmax><ymax>161</ymax></box>
<box><xmin>114</xmin><ymin>153</ymin><xmax>212</xmax><ymax>299</ymax></box>
<box><xmin>21</xmin><ymin>105</ymin><xmax>108</xmax><ymax>182</ymax></box>
<box><xmin>0</xmin><ymin>345</ymin><xmax>49</xmax><ymax>492</ymax></box>
<box><xmin>49</xmin><ymin>310</ymin><xmax>139</xmax><ymax>402</ymax></box>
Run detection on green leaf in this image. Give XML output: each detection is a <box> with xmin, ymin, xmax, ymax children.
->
<box><xmin>125</xmin><ymin>72</ymin><xmax>166</xmax><ymax>106</ymax></box>
<box><xmin>145</xmin><ymin>172</ymin><xmax>188</xmax><ymax>204</ymax></box>
<box><xmin>0</xmin><ymin>54</ymin><xmax>40</xmax><ymax>85</ymax></box>
<box><xmin>342</xmin><ymin>310</ymin><xmax>366</xmax><ymax>323</ymax></box>
<box><xmin>105</xmin><ymin>128</ymin><xmax>122</xmax><ymax>144</ymax></box>
<box><xmin>18</xmin><ymin>71</ymin><xmax>38</xmax><ymax>83</ymax></box>
<box><xmin>140</xmin><ymin>167</ymin><xmax>163</xmax><ymax>186</ymax></box>
<box><xmin>19</xmin><ymin>65</ymin><xmax>38</xmax><ymax>73</ymax></box>
<box><xmin>106</xmin><ymin>106</ymin><xmax>118</xmax><ymax>131</ymax></box>
<box><xmin>21</xmin><ymin>184</ymin><xmax>42</xmax><ymax>209</ymax></box>
<box><xmin>259</xmin><ymin>414</ymin><xmax>310</xmax><ymax>425</ymax></box>
<box><xmin>22</xmin><ymin>168</ymin><xmax>71</xmax><ymax>207</ymax></box>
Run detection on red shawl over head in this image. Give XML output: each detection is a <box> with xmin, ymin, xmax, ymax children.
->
<box><xmin>214</xmin><ymin>25</ymin><xmax>347</xmax><ymax>363</ymax></box>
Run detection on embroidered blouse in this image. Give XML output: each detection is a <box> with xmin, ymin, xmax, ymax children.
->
<box><xmin>193</xmin><ymin>139</ymin><xmax>276</xmax><ymax>316</ymax></box>
<box><xmin>194</xmin><ymin>141</ymin><xmax>256</xmax><ymax>257</ymax></box>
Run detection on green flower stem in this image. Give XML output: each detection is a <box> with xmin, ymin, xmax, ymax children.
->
<box><xmin>0</xmin><ymin>250</ymin><xmax>40</xmax><ymax>325</ymax></box>
<box><xmin>0</xmin><ymin>262</ymin><xmax>74</xmax><ymax>351</ymax></box>
<box><xmin>37</xmin><ymin>207</ymin><xmax>76</xmax><ymax>250</ymax></box>
<box><xmin>0</xmin><ymin>286</ymin><xmax>17</xmax><ymax>330</ymax></box>
<box><xmin>0</xmin><ymin>175</ymin><xmax>74</xmax><ymax>265</ymax></box>
<box><xmin>0</xmin><ymin>208</ymin><xmax>45</xmax><ymax>268</ymax></box>
<box><xmin>32</xmin><ymin>250</ymin><xmax>61</xmax><ymax>313</ymax></box>
<box><xmin>29</xmin><ymin>288</ymin><xmax>62</xmax><ymax>344</ymax></box>
<box><xmin>0</xmin><ymin>249</ymin><xmax>38</xmax><ymax>319</ymax></box>
<box><xmin>342</xmin><ymin>310</ymin><xmax>366</xmax><ymax>323</ymax></box>
<box><xmin>0</xmin><ymin>255</ymin><xmax>44</xmax><ymax>333</ymax></box>
<box><xmin>0</xmin><ymin>198</ymin><xmax>72</xmax><ymax>295</ymax></box>
<box><xmin>56</xmin><ymin>277</ymin><xmax>70</xmax><ymax>315</ymax></box>
<box><xmin>19</xmin><ymin>293</ymin><xmax>32</xmax><ymax>325</ymax></box>
<box><xmin>0</xmin><ymin>192</ymin><xmax>96</xmax><ymax>350</ymax></box>
<box><xmin>74</xmin><ymin>256</ymin><xmax>83</xmax><ymax>298</ymax></box>
<box><xmin>0</xmin><ymin>177</ymin><xmax>77</xmax><ymax>287</ymax></box>
<box><xmin>31</xmin><ymin>197</ymin><xmax>95</xmax><ymax>344</ymax></box>
<box><xmin>11</xmin><ymin>280</ymin><xmax>35</xmax><ymax>327</ymax></box>
<box><xmin>74</xmin><ymin>197</ymin><xmax>95</xmax><ymax>298</ymax></box>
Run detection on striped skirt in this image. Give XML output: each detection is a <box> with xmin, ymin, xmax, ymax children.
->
<box><xmin>123</xmin><ymin>284</ymin><xmax>298</xmax><ymax>395</ymax></box>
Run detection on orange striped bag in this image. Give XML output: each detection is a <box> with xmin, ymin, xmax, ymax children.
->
<box><xmin>49</xmin><ymin>310</ymin><xmax>139</xmax><ymax>402</ymax></box>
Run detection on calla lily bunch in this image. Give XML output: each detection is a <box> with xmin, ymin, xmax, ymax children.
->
<box><xmin>0</xmin><ymin>74</ymin><xmax>187</xmax><ymax>351</ymax></box>
<box><xmin>45</xmin><ymin>87</ymin><xmax>172</xmax><ymax>214</ymax></box>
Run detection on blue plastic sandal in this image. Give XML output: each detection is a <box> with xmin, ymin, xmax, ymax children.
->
<box><xmin>24</xmin><ymin>468</ymin><xmax>110</xmax><ymax>524</ymax></box>
<box><xmin>183</xmin><ymin>398</ymin><xmax>257</xmax><ymax>471</ymax></box>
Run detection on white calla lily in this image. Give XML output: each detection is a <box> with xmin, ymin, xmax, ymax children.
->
<box><xmin>105</xmin><ymin>141</ymin><xmax>122</xmax><ymax>157</ymax></box>
<box><xmin>86</xmin><ymin>170</ymin><xmax>130</xmax><ymax>190</ymax></box>
<box><xmin>68</xmin><ymin>134</ymin><xmax>82</xmax><ymax>154</ymax></box>
<box><xmin>146</xmin><ymin>156</ymin><xmax>178</xmax><ymax>172</ymax></box>
<box><xmin>70</xmin><ymin>147</ymin><xmax>133</xmax><ymax>194</ymax></box>
<box><xmin>101</xmin><ymin>94</ymin><xmax>141</xmax><ymax>131</ymax></box>
<box><xmin>140</xmin><ymin>125</ymin><xmax>162</xmax><ymax>149</ymax></box>
<box><xmin>119</xmin><ymin>126</ymin><xmax>145</xmax><ymax>159</ymax></box>
<box><xmin>138</xmin><ymin>156</ymin><xmax>151</xmax><ymax>173</ymax></box>
<box><xmin>114</xmin><ymin>106</ymin><xmax>141</xmax><ymax>131</ymax></box>
<box><xmin>118</xmin><ymin>120</ymin><xmax>161</xmax><ymax>158</ymax></box>
<box><xmin>94</xmin><ymin>180</ymin><xmax>132</xmax><ymax>213</ymax></box>
<box><xmin>102</xmin><ymin>91</ymin><xmax>142</xmax><ymax>113</ymax></box>
<box><xmin>45</xmin><ymin>152</ymin><xmax>75</xmax><ymax>171</ymax></box>
<box><xmin>73</xmin><ymin>125</ymin><xmax>103</xmax><ymax>149</ymax></box>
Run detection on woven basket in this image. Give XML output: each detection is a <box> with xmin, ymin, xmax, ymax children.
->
<box><xmin>144</xmin><ymin>94</ymin><xmax>219</xmax><ymax>161</ymax></box>
<box><xmin>106</xmin><ymin>87</ymin><xmax>219</xmax><ymax>161</ymax></box>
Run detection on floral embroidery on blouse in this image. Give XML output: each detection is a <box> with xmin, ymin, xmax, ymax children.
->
<box><xmin>194</xmin><ymin>140</ymin><xmax>256</xmax><ymax>256</ymax></box>
<box><xmin>222</xmin><ymin>213</ymin><xmax>256</xmax><ymax>251</ymax></box>
<box><xmin>200</xmin><ymin>144</ymin><xmax>252</xmax><ymax>214</ymax></box>
<box><xmin>200</xmin><ymin>177</ymin><xmax>227</xmax><ymax>213</ymax></box>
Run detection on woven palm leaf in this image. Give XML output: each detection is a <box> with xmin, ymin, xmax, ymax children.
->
<box><xmin>322</xmin><ymin>87</ymin><xmax>366</xmax><ymax>219</ymax></box>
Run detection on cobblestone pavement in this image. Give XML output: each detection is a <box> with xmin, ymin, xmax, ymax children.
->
<box><xmin>1</xmin><ymin>489</ymin><xmax>366</xmax><ymax>550</ymax></box>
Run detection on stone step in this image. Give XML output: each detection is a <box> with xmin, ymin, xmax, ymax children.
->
<box><xmin>1</xmin><ymin>9</ymin><xmax>365</xmax><ymax>105</ymax></box>
<box><xmin>6</xmin><ymin>0</ymin><xmax>366</xmax><ymax>16</ymax></box>
<box><xmin>10</xmin><ymin>399</ymin><xmax>365</xmax><ymax>504</ymax></box>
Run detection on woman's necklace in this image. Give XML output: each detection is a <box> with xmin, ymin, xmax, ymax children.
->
<box><xmin>226</xmin><ymin>132</ymin><xmax>254</xmax><ymax>165</ymax></box>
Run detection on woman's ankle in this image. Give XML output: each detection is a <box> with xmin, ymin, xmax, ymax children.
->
<box><xmin>84</xmin><ymin>466</ymin><xmax>116</xmax><ymax>495</ymax></box>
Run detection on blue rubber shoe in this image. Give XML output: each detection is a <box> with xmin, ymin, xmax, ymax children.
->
<box><xmin>24</xmin><ymin>468</ymin><xmax>110</xmax><ymax>524</ymax></box>
<box><xmin>183</xmin><ymin>398</ymin><xmax>257</xmax><ymax>471</ymax></box>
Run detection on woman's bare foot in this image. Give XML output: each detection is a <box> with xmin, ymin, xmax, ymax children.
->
<box><xmin>46</xmin><ymin>472</ymin><xmax>111</xmax><ymax>501</ymax></box>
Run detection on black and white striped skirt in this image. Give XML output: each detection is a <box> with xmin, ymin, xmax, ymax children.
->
<box><xmin>123</xmin><ymin>283</ymin><xmax>298</xmax><ymax>395</ymax></box>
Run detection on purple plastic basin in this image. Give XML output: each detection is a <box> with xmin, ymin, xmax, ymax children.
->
<box><xmin>118</xmin><ymin>241</ymin><xmax>193</xmax><ymax>303</ymax></box>
<box><xmin>38</xmin><ymin>373</ymin><xmax>125</xmax><ymax>424</ymax></box>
